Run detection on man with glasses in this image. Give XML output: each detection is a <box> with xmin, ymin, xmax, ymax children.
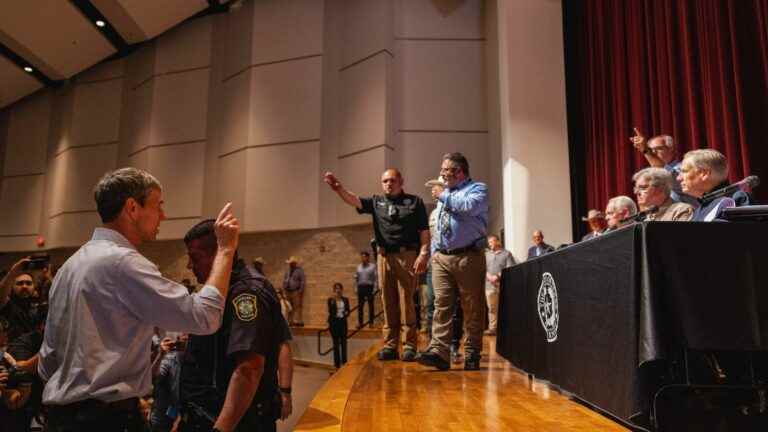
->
<box><xmin>632</xmin><ymin>167</ymin><xmax>693</xmax><ymax>221</ymax></box>
<box><xmin>323</xmin><ymin>169</ymin><xmax>430</xmax><ymax>362</ymax></box>
<box><xmin>605</xmin><ymin>196</ymin><xmax>638</xmax><ymax>231</ymax></box>
<box><xmin>630</xmin><ymin>128</ymin><xmax>696</xmax><ymax>204</ymax></box>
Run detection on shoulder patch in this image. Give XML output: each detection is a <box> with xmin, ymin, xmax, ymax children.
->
<box><xmin>233</xmin><ymin>293</ymin><xmax>259</xmax><ymax>321</ymax></box>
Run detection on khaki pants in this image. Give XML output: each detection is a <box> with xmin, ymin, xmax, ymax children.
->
<box><xmin>286</xmin><ymin>289</ymin><xmax>303</xmax><ymax>324</ymax></box>
<box><xmin>378</xmin><ymin>250</ymin><xmax>418</xmax><ymax>351</ymax></box>
<box><xmin>428</xmin><ymin>249</ymin><xmax>486</xmax><ymax>360</ymax></box>
<box><xmin>485</xmin><ymin>285</ymin><xmax>499</xmax><ymax>332</ymax></box>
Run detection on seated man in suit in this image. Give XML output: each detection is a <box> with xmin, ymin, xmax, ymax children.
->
<box><xmin>678</xmin><ymin>149</ymin><xmax>752</xmax><ymax>222</ymax></box>
<box><xmin>605</xmin><ymin>196</ymin><xmax>638</xmax><ymax>231</ymax></box>
<box><xmin>632</xmin><ymin>167</ymin><xmax>694</xmax><ymax>221</ymax></box>
<box><xmin>581</xmin><ymin>210</ymin><xmax>607</xmax><ymax>241</ymax></box>
<box><xmin>527</xmin><ymin>230</ymin><xmax>554</xmax><ymax>260</ymax></box>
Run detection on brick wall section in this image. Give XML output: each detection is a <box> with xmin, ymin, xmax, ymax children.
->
<box><xmin>0</xmin><ymin>223</ymin><xmax>379</xmax><ymax>328</ymax></box>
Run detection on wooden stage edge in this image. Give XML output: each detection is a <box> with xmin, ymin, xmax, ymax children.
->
<box><xmin>294</xmin><ymin>337</ymin><xmax>630</xmax><ymax>432</ymax></box>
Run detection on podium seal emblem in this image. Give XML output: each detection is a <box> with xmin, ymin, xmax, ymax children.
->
<box><xmin>537</xmin><ymin>272</ymin><xmax>559</xmax><ymax>342</ymax></box>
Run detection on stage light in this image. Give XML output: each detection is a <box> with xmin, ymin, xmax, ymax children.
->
<box><xmin>96</xmin><ymin>20</ymin><xmax>106</xmax><ymax>28</ymax></box>
<box><xmin>24</xmin><ymin>66</ymin><xmax>33</xmax><ymax>73</ymax></box>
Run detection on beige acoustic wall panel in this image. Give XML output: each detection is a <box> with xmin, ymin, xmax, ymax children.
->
<box><xmin>341</xmin><ymin>0</ymin><xmax>393</xmax><ymax>67</ymax></box>
<box><xmin>76</xmin><ymin>58</ymin><xmax>125</xmax><ymax>84</ymax></box>
<box><xmin>3</xmin><ymin>92</ymin><xmax>51</xmax><ymax>176</ymax></box>
<box><xmin>221</xmin><ymin>0</ymin><xmax>255</xmax><ymax>80</ymax></box>
<box><xmin>398</xmin><ymin>131</ymin><xmax>489</xmax><ymax>203</ymax></box>
<box><xmin>217</xmin><ymin>152</ymin><xmax>247</xmax><ymax>222</ymax></box>
<box><xmin>47</xmin><ymin>211</ymin><xmax>103</xmax><ymax>249</ymax></box>
<box><xmin>398</xmin><ymin>41</ymin><xmax>486</xmax><ymax>131</ymax></box>
<box><xmin>243</xmin><ymin>141</ymin><xmax>320</xmax><ymax>231</ymax></box>
<box><xmin>250</xmin><ymin>57</ymin><xmax>322</xmax><ymax>146</ymax></box>
<box><xmin>396</xmin><ymin>0</ymin><xmax>484</xmax><ymax>39</ymax></box>
<box><xmin>151</xmin><ymin>70</ymin><xmax>210</xmax><ymax>147</ymax></box>
<box><xmin>70</xmin><ymin>79</ymin><xmax>123</xmax><ymax>148</ymax></box>
<box><xmin>0</xmin><ymin>56</ymin><xmax>43</xmax><ymax>108</ymax></box>
<box><xmin>126</xmin><ymin>79</ymin><xmax>155</xmax><ymax>155</ymax></box>
<box><xmin>0</xmin><ymin>175</ymin><xmax>44</xmax><ymax>237</ymax></box>
<box><xmin>114</xmin><ymin>0</ymin><xmax>208</xmax><ymax>42</ymax></box>
<box><xmin>126</xmin><ymin>44</ymin><xmax>156</xmax><ymax>90</ymax></box>
<box><xmin>334</xmin><ymin>146</ymin><xmax>389</xmax><ymax>226</ymax></box>
<box><xmin>154</xmin><ymin>17</ymin><xmax>212</xmax><ymax>75</ymax></box>
<box><xmin>47</xmin><ymin>144</ymin><xmax>118</xmax><ymax>218</ymax></box>
<box><xmin>252</xmin><ymin>0</ymin><xmax>324</xmax><ymax>64</ymax></box>
<box><xmin>146</xmin><ymin>141</ymin><xmax>205</xmax><ymax>220</ymax></box>
<box><xmin>219</xmin><ymin>71</ymin><xmax>253</xmax><ymax>156</ymax></box>
<box><xmin>338</xmin><ymin>53</ymin><xmax>389</xmax><ymax>156</ymax></box>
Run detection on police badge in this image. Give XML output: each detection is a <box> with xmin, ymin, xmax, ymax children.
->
<box><xmin>233</xmin><ymin>293</ymin><xmax>258</xmax><ymax>321</ymax></box>
<box><xmin>537</xmin><ymin>272</ymin><xmax>559</xmax><ymax>343</ymax></box>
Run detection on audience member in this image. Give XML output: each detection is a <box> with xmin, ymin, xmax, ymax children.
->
<box><xmin>150</xmin><ymin>334</ymin><xmax>186</xmax><ymax>432</ymax></box>
<box><xmin>0</xmin><ymin>260</ymin><xmax>39</xmax><ymax>343</ymax></box>
<box><xmin>417</xmin><ymin>152</ymin><xmax>488</xmax><ymax>371</ymax></box>
<box><xmin>27</xmin><ymin>168</ymin><xmax>240</xmax><ymax>432</ymax></box>
<box><xmin>423</xmin><ymin>177</ymin><xmax>445</xmax><ymax>337</ymax></box>
<box><xmin>605</xmin><ymin>196</ymin><xmax>638</xmax><ymax>230</ymax></box>
<box><xmin>581</xmin><ymin>210</ymin><xmax>607</xmax><ymax>241</ymax></box>
<box><xmin>630</xmin><ymin>129</ymin><xmax>696</xmax><ymax>204</ymax></box>
<box><xmin>327</xmin><ymin>283</ymin><xmax>350</xmax><ymax>369</ymax></box>
<box><xmin>527</xmin><ymin>230</ymin><xmax>554</xmax><ymax>259</ymax></box>
<box><xmin>354</xmin><ymin>251</ymin><xmax>376</xmax><ymax>329</ymax></box>
<box><xmin>6</xmin><ymin>311</ymin><xmax>45</xmax><ymax>432</ymax></box>
<box><xmin>324</xmin><ymin>168</ymin><xmax>430</xmax><ymax>362</ymax></box>
<box><xmin>632</xmin><ymin>167</ymin><xmax>693</xmax><ymax>221</ymax></box>
<box><xmin>282</xmin><ymin>256</ymin><xmax>306</xmax><ymax>327</ymax></box>
<box><xmin>678</xmin><ymin>149</ymin><xmax>752</xmax><ymax>221</ymax></box>
<box><xmin>484</xmin><ymin>235</ymin><xmax>515</xmax><ymax>336</ymax></box>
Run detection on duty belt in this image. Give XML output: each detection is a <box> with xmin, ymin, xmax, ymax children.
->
<box><xmin>437</xmin><ymin>244</ymin><xmax>479</xmax><ymax>255</ymax></box>
<box><xmin>379</xmin><ymin>245</ymin><xmax>420</xmax><ymax>255</ymax></box>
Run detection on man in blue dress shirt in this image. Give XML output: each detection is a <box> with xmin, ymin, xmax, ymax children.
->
<box><xmin>417</xmin><ymin>153</ymin><xmax>488</xmax><ymax>371</ymax></box>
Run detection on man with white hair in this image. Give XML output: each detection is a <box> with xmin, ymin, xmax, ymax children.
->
<box><xmin>630</xmin><ymin>129</ymin><xmax>695</xmax><ymax>204</ymax></box>
<box><xmin>677</xmin><ymin>149</ymin><xmax>751</xmax><ymax>221</ymax></box>
<box><xmin>632</xmin><ymin>167</ymin><xmax>694</xmax><ymax>221</ymax></box>
<box><xmin>605</xmin><ymin>196</ymin><xmax>638</xmax><ymax>230</ymax></box>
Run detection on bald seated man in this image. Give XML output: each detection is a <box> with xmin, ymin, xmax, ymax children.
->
<box><xmin>324</xmin><ymin>169</ymin><xmax>430</xmax><ymax>362</ymax></box>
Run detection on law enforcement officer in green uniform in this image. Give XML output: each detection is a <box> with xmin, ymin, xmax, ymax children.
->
<box><xmin>179</xmin><ymin>219</ymin><xmax>292</xmax><ymax>432</ymax></box>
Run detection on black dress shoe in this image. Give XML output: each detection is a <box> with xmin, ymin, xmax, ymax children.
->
<box><xmin>378</xmin><ymin>348</ymin><xmax>399</xmax><ymax>361</ymax></box>
<box><xmin>401</xmin><ymin>348</ymin><xmax>417</xmax><ymax>362</ymax></box>
<box><xmin>464</xmin><ymin>355</ymin><xmax>481</xmax><ymax>371</ymax></box>
<box><xmin>416</xmin><ymin>351</ymin><xmax>450</xmax><ymax>371</ymax></box>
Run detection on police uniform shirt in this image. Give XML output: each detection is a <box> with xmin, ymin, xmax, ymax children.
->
<box><xmin>357</xmin><ymin>194</ymin><xmax>429</xmax><ymax>249</ymax></box>
<box><xmin>180</xmin><ymin>260</ymin><xmax>291</xmax><ymax>414</ymax></box>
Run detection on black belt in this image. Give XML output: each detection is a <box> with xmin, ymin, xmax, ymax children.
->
<box><xmin>437</xmin><ymin>244</ymin><xmax>479</xmax><ymax>255</ymax></box>
<box><xmin>380</xmin><ymin>245</ymin><xmax>420</xmax><ymax>254</ymax></box>
<box><xmin>48</xmin><ymin>396</ymin><xmax>138</xmax><ymax>414</ymax></box>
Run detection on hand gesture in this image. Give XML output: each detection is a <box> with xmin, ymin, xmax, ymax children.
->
<box><xmin>323</xmin><ymin>172</ymin><xmax>342</xmax><ymax>191</ymax></box>
<box><xmin>412</xmin><ymin>254</ymin><xmax>428</xmax><ymax>275</ymax></box>
<box><xmin>214</xmin><ymin>203</ymin><xmax>240</xmax><ymax>252</ymax></box>
<box><xmin>630</xmin><ymin>127</ymin><xmax>646</xmax><ymax>152</ymax></box>
<box><xmin>9</xmin><ymin>257</ymin><xmax>31</xmax><ymax>275</ymax></box>
<box><xmin>159</xmin><ymin>337</ymin><xmax>174</xmax><ymax>354</ymax></box>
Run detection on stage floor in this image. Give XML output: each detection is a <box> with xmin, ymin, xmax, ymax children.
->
<box><xmin>298</xmin><ymin>336</ymin><xmax>629</xmax><ymax>432</ymax></box>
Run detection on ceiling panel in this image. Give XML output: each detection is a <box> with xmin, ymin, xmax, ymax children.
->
<box><xmin>0</xmin><ymin>1</ymin><xmax>115</xmax><ymax>79</ymax></box>
<box><xmin>112</xmin><ymin>0</ymin><xmax>208</xmax><ymax>43</ymax></box>
<box><xmin>0</xmin><ymin>56</ymin><xmax>43</xmax><ymax>108</ymax></box>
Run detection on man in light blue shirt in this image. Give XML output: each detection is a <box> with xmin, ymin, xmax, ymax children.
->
<box><xmin>18</xmin><ymin>168</ymin><xmax>241</xmax><ymax>432</ymax></box>
<box><xmin>417</xmin><ymin>153</ymin><xmax>489</xmax><ymax>371</ymax></box>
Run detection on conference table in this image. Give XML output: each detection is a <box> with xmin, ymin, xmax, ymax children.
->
<box><xmin>496</xmin><ymin>221</ymin><xmax>768</xmax><ymax>425</ymax></box>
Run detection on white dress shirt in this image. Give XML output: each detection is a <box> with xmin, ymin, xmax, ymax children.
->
<box><xmin>38</xmin><ymin>228</ymin><xmax>224</xmax><ymax>405</ymax></box>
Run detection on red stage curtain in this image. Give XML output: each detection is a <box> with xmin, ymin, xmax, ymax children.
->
<box><xmin>571</xmin><ymin>0</ymin><xmax>768</xmax><ymax>209</ymax></box>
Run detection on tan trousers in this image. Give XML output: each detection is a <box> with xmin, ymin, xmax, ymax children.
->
<box><xmin>286</xmin><ymin>289</ymin><xmax>303</xmax><ymax>324</ymax></box>
<box><xmin>485</xmin><ymin>285</ymin><xmax>499</xmax><ymax>332</ymax></box>
<box><xmin>428</xmin><ymin>249</ymin><xmax>486</xmax><ymax>360</ymax></box>
<box><xmin>378</xmin><ymin>250</ymin><xmax>418</xmax><ymax>351</ymax></box>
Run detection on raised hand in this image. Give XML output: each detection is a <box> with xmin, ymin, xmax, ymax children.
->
<box><xmin>630</xmin><ymin>127</ymin><xmax>646</xmax><ymax>151</ymax></box>
<box><xmin>323</xmin><ymin>172</ymin><xmax>342</xmax><ymax>191</ymax></box>
<box><xmin>214</xmin><ymin>203</ymin><xmax>240</xmax><ymax>252</ymax></box>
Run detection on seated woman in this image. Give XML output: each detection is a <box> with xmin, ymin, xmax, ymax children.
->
<box><xmin>677</xmin><ymin>149</ymin><xmax>752</xmax><ymax>221</ymax></box>
<box><xmin>327</xmin><ymin>283</ymin><xmax>350</xmax><ymax>369</ymax></box>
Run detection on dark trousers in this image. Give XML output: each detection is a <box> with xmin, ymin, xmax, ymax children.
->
<box><xmin>179</xmin><ymin>411</ymin><xmax>276</xmax><ymax>432</ymax></box>
<box><xmin>356</xmin><ymin>284</ymin><xmax>374</xmax><ymax>327</ymax></box>
<box><xmin>329</xmin><ymin>318</ymin><xmax>348</xmax><ymax>368</ymax></box>
<box><xmin>46</xmin><ymin>398</ymin><xmax>145</xmax><ymax>432</ymax></box>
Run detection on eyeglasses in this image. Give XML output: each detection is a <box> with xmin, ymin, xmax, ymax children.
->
<box><xmin>633</xmin><ymin>184</ymin><xmax>654</xmax><ymax>194</ymax></box>
<box><xmin>440</xmin><ymin>166</ymin><xmax>460</xmax><ymax>174</ymax></box>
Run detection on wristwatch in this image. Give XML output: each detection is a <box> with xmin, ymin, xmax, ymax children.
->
<box><xmin>279</xmin><ymin>386</ymin><xmax>292</xmax><ymax>395</ymax></box>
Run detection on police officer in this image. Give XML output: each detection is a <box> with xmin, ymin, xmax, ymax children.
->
<box><xmin>323</xmin><ymin>169</ymin><xmax>430</xmax><ymax>362</ymax></box>
<box><xmin>180</xmin><ymin>219</ymin><xmax>292</xmax><ymax>432</ymax></box>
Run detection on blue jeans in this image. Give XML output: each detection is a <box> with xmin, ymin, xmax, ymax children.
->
<box><xmin>425</xmin><ymin>264</ymin><xmax>435</xmax><ymax>337</ymax></box>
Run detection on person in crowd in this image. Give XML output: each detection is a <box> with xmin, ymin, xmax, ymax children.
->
<box><xmin>179</xmin><ymin>219</ymin><xmax>293</xmax><ymax>432</ymax></box>
<box><xmin>327</xmin><ymin>283</ymin><xmax>350</xmax><ymax>369</ymax></box>
<box><xmin>678</xmin><ymin>149</ymin><xmax>753</xmax><ymax>221</ymax></box>
<box><xmin>324</xmin><ymin>169</ymin><xmax>430</xmax><ymax>362</ymax></box>
<box><xmin>282</xmin><ymin>257</ymin><xmax>306</xmax><ymax>327</ymax></box>
<box><xmin>423</xmin><ymin>177</ymin><xmax>445</xmax><ymax>338</ymax></box>
<box><xmin>605</xmin><ymin>196</ymin><xmax>639</xmax><ymax>230</ymax></box>
<box><xmin>417</xmin><ymin>152</ymin><xmax>488</xmax><ymax>371</ymax></box>
<box><xmin>150</xmin><ymin>333</ymin><xmax>187</xmax><ymax>432</ymax></box>
<box><xmin>16</xmin><ymin>167</ymin><xmax>240</xmax><ymax>432</ymax></box>
<box><xmin>527</xmin><ymin>230</ymin><xmax>554</xmax><ymax>259</ymax></box>
<box><xmin>5</xmin><ymin>310</ymin><xmax>46</xmax><ymax>432</ymax></box>
<box><xmin>630</xmin><ymin>129</ymin><xmax>696</xmax><ymax>204</ymax></box>
<box><xmin>580</xmin><ymin>210</ymin><xmax>608</xmax><ymax>241</ymax></box>
<box><xmin>484</xmin><ymin>234</ymin><xmax>515</xmax><ymax>336</ymax></box>
<box><xmin>0</xmin><ymin>260</ymin><xmax>39</xmax><ymax>343</ymax></box>
<box><xmin>1</xmin><ymin>317</ymin><xmax>34</xmax><ymax>432</ymax></box>
<box><xmin>632</xmin><ymin>167</ymin><xmax>694</xmax><ymax>221</ymax></box>
<box><xmin>354</xmin><ymin>252</ymin><xmax>376</xmax><ymax>329</ymax></box>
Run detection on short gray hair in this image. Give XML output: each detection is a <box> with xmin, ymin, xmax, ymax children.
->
<box><xmin>632</xmin><ymin>167</ymin><xmax>674</xmax><ymax>195</ymax></box>
<box><xmin>94</xmin><ymin>167</ymin><xmax>162</xmax><ymax>223</ymax></box>
<box><xmin>649</xmin><ymin>135</ymin><xmax>674</xmax><ymax>149</ymax></box>
<box><xmin>682</xmin><ymin>149</ymin><xmax>728</xmax><ymax>183</ymax></box>
<box><xmin>607</xmin><ymin>195</ymin><xmax>638</xmax><ymax>216</ymax></box>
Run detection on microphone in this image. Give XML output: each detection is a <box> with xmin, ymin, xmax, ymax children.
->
<box><xmin>700</xmin><ymin>176</ymin><xmax>760</xmax><ymax>203</ymax></box>
<box><xmin>620</xmin><ymin>205</ymin><xmax>659</xmax><ymax>224</ymax></box>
